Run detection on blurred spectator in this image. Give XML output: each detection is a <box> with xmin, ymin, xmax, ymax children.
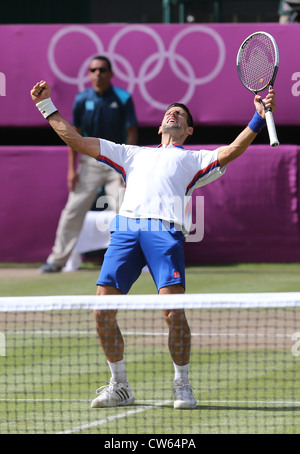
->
<box><xmin>279</xmin><ymin>0</ymin><xmax>300</xmax><ymax>22</ymax></box>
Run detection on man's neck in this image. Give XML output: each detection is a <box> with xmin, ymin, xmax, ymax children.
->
<box><xmin>93</xmin><ymin>84</ymin><xmax>111</xmax><ymax>97</ymax></box>
<box><xmin>160</xmin><ymin>134</ymin><xmax>185</xmax><ymax>147</ymax></box>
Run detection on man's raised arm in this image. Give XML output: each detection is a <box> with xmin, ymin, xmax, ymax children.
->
<box><xmin>218</xmin><ymin>89</ymin><xmax>276</xmax><ymax>168</ymax></box>
<box><xmin>30</xmin><ymin>80</ymin><xmax>100</xmax><ymax>160</ymax></box>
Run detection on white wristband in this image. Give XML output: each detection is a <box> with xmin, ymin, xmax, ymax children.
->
<box><xmin>36</xmin><ymin>98</ymin><xmax>58</xmax><ymax>119</ymax></box>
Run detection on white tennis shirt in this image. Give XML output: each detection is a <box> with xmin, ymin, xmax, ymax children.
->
<box><xmin>98</xmin><ymin>139</ymin><xmax>226</xmax><ymax>235</ymax></box>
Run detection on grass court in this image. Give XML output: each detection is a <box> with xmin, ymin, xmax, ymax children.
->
<box><xmin>1</xmin><ymin>263</ymin><xmax>300</xmax><ymax>434</ymax></box>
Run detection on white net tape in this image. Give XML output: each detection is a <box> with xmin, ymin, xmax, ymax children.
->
<box><xmin>1</xmin><ymin>292</ymin><xmax>300</xmax><ymax>311</ymax></box>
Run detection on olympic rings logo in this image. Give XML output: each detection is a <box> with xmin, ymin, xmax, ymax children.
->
<box><xmin>48</xmin><ymin>24</ymin><xmax>226</xmax><ymax>111</ymax></box>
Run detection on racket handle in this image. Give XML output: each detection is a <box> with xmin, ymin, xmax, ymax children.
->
<box><xmin>265</xmin><ymin>109</ymin><xmax>279</xmax><ymax>147</ymax></box>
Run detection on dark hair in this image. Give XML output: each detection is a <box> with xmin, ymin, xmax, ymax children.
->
<box><xmin>166</xmin><ymin>103</ymin><xmax>194</xmax><ymax>128</ymax></box>
<box><xmin>91</xmin><ymin>55</ymin><xmax>112</xmax><ymax>72</ymax></box>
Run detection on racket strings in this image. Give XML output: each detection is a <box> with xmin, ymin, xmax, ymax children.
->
<box><xmin>239</xmin><ymin>36</ymin><xmax>276</xmax><ymax>92</ymax></box>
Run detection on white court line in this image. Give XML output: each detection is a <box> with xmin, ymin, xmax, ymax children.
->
<box><xmin>2</xmin><ymin>398</ymin><xmax>299</xmax><ymax>434</ymax></box>
<box><xmin>198</xmin><ymin>400</ymin><xmax>300</xmax><ymax>405</ymax></box>
<box><xmin>0</xmin><ymin>398</ymin><xmax>90</xmax><ymax>402</ymax></box>
<box><xmin>1</xmin><ymin>398</ymin><xmax>300</xmax><ymax>405</ymax></box>
<box><xmin>0</xmin><ymin>398</ymin><xmax>163</xmax><ymax>403</ymax></box>
<box><xmin>6</xmin><ymin>331</ymin><xmax>293</xmax><ymax>338</ymax></box>
<box><xmin>56</xmin><ymin>400</ymin><xmax>173</xmax><ymax>435</ymax></box>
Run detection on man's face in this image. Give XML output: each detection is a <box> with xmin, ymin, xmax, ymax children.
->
<box><xmin>88</xmin><ymin>59</ymin><xmax>113</xmax><ymax>93</ymax></box>
<box><xmin>160</xmin><ymin>106</ymin><xmax>190</xmax><ymax>134</ymax></box>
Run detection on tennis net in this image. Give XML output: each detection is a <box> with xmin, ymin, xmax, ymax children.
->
<box><xmin>0</xmin><ymin>293</ymin><xmax>300</xmax><ymax>435</ymax></box>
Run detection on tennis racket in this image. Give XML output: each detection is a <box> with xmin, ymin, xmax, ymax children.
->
<box><xmin>237</xmin><ymin>31</ymin><xmax>279</xmax><ymax>147</ymax></box>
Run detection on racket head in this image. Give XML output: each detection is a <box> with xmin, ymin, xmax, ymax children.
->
<box><xmin>237</xmin><ymin>31</ymin><xmax>279</xmax><ymax>94</ymax></box>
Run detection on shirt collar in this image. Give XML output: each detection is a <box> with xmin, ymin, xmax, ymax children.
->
<box><xmin>157</xmin><ymin>143</ymin><xmax>185</xmax><ymax>149</ymax></box>
<box><xmin>93</xmin><ymin>85</ymin><xmax>113</xmax><ymax>97</ymax></box>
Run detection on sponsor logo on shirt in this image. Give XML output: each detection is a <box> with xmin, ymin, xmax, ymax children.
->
<box><xmin>85</xmin><ymin>100</ymin><xmax>95</xmax><ymax>111</ymax></box>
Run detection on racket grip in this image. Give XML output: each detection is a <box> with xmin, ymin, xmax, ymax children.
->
<box><xmin>265</xmin><ymin>110</ymin><xmax>279</xmax><ymax>147</ymax></box>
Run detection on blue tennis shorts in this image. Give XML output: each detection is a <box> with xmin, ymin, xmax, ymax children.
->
<box><xmin>96</xmin><ymin>216</ymin><xmax>185</xmax><ymax>294</ymax></box>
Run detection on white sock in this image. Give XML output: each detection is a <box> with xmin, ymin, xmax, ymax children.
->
<box><xmin>107</xmin><ymin>359</ymin><xmax>127</xmax><ymax>383</ymax></box>
<box><xmin>173</xmin><ymin>362</ymin><xmax>190</xmax><ymax>383</ymax></box>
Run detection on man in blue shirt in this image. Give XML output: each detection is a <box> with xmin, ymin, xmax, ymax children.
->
<box><xmin>40</xmin><ymin>56</ymin><xmax>138</xmax><ymax>273</ymax></box>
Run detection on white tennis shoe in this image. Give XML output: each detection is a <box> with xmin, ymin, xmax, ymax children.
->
<box><xmin>91</xmin><ymin>379</ymin><xmax>135</xmax><ymax>408</ymax></box>
<box><xmin>173</xmin><ymin>379</ymin><xmax>197</xmax><ymax>409</ymax></box>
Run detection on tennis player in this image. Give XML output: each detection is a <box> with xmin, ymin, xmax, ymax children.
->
<box><xmin>30</xmin><ymin>80</ymin><xmax>276</xmax><ymax>410</ymax></box>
